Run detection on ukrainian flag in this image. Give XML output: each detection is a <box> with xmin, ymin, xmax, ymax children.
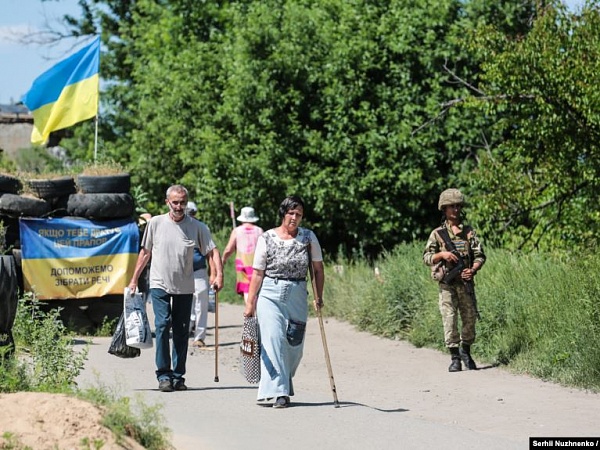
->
<box><xmin>22</xmin><ymin>36</ymin><xmax>100</xmax><ymax>145</ymax></box>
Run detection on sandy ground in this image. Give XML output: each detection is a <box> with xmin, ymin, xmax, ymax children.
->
<box><xmin>1</xmin><ymin>302</ymin><xmax>599</xmax><ymax>449</ymax></box>
<box><xmin>0</xmin><ymin>392</ymin><xmax>144</xmax><ymax>449</ymax></box>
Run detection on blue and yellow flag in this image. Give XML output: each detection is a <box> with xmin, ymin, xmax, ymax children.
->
<box><xmin>22</xmin><ymin>36</ymin><xmax>100</xmax><ymax>145</ymax></box>
<box><xmin>19</xmin><ymin>217</ymin><xmax>139</xmax><ymax>300</ymax></box>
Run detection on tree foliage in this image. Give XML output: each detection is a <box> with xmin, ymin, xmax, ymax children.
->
<box><xmin>58</xmin><ymin>0</ymin><xmax>536</xmax><ymax>256</ymax></box>
<box><xmin>457</xmin><ymin>1</ymin><xmax>600</xmax><ymax>251</ymax></box>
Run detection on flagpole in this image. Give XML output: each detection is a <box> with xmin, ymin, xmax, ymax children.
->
<box><xmin>94</xmin><ymin>115</ymin><xmax>98</xmax><ymax>161</ymax></box>
<box><xmin>94</xmin><ymin>35</ymin><xmax>100</xmax><ymax>162</ymax></box>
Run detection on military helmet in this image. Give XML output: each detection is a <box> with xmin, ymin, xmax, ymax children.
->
<box><xmin>438</xmin><ymin>188</ymin><xmax>465</xmax><ymax>211</ymax></box>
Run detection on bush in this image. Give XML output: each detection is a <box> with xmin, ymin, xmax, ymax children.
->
<box><xmin>1</xmin><ymin>294</ymin><xmax>87</xmax><ymax>393</ymax></box>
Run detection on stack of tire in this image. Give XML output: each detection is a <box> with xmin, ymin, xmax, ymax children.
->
<box><xmin>0</xmin><ymin>172</ymin><xmax>134</xmax><ymax>333</ymax></box>
<box><xmin>0</xmin><ymin>174</ymin><xmax>23</xmax><ymax>354</ymax></box>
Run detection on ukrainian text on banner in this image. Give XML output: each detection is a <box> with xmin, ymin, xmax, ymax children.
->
<box><xmin>19</xmin><ymin>217</ymin><xmax>139</xmax><ymax>299</ymax></box>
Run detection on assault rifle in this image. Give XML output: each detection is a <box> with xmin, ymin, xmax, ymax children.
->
<box><xmin>437</xmin><ymin>228</ymin><xmax>481</xmax><ymax>320</ymax></box>
<box><xmin>441</xmin><ymin>250</ymin><xmax>464</xmax><ymax>284</ymax></box>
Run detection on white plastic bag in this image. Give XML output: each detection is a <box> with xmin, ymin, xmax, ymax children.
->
<box><xmin>124</xmin><ymin>287</ymin><xmax>153</xmax><ymax>349</ymax></box>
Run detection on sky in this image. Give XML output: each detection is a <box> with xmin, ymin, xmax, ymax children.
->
<box><xmin>0</xmin><ymin>0</ymin><xmax>586</xmax><ymax>106</ymax></box>
<box><xmin>0</xmin><ymin>0</ymin><xmax>83</xmax><ymax>105</ymax></box>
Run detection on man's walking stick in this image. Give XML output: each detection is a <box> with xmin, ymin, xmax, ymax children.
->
<box><xmin>308</xmin><ymin>262</ymin><xmax>340</xmax><ymax>408</ymax></box>
<box><xmin>213</xmin><ymin>286</ymin><xmax>219</xmax><ymax>382</ymax></box>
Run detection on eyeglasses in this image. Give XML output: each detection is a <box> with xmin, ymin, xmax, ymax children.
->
<box><xmin>168</xmin><ymin>200</ymin><xmax>187</xmax><ymax>206</ymax></box>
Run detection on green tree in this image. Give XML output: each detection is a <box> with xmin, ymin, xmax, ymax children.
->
<box><xmin>59</xmin><ymin>0</ymin><xmax>536</xmax><ymax>255</ymax></box>
<box><xmin>122</xmin><ymin>0</ymin><xmax>514</xmax><ymax>255</ymax></box>
<box><xmin>456</xmin><ymin>2</ymin><xmax>600</xmax><ymax>251</ymax></box>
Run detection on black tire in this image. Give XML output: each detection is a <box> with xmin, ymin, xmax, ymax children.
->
<box><xmin>66</xmin><ymin>193</ymin><xmax>134</xmax><ymax>219</ymax></box>
<box><xmin>77</xmin><ymin>173</ymin><xmax>131</xmax><ymax>194</ymax></box>
<box><xmin>11</xmin><ymin>248</ymin><xmax>23</xmax><ymax>297</ymax></box>
<box><xmin>39</xmin><ymin>300</ymin><xmax>96</xmax><ymax>334</ymax></box>
<box><xmin>28</xmin><ymin>176</ymin><xmax>77</xmax><ymax>200</ymax></box>
<box><xmin>0</xmin><ymin>255</ymin><xmax>19</xmax><ymax>351</ymax></box>
<box><xmin>0</xmin><ymin>194</ymin><xmax>50</xmax><ymax>217</ymax></box>
<box><xmin>86</xmin><ymin>295</ymin><xmax>122</xmax><ymax>327</ymax></box>
<box><xmin>11</xmin><ymin>248</ymin><xmax>21</xmax><ymax>266</ymax></box>
<box><xmin>45</xmin><ymin>195</ymin><xmax>70</xmax><ymax>217</ymax></box>
<box><xmin>0</xmin><ymin>216</ymin><xmax>20</xmax><ymax>248</ymax></box>
<box><xmin>0</xmin><ymin>175</ymin><xmax>22</xmax><ymax>194</ymax></box>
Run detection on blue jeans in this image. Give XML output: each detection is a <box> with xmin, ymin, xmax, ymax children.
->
<box><xmin>150</xmin><ymin>288</ymin><xmax>193</xmax><ymax>382</ymax></box>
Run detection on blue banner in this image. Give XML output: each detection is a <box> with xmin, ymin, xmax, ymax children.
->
<box><xmin>20</xmin><ymin>217</ymin><xmax>139</xmax><ymax>299</ymax></box>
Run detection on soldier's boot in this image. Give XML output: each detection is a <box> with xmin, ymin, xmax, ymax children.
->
<box><xmin>459</xmin><ymin>344</ymin><xmax>477</xmax><ymax>370</ymax></box>
<box><xmin>448</xmin><ymin>347</ymin><xmax>462</xmax><ymax>372</ymax></box>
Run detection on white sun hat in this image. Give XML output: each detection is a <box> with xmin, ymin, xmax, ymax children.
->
<box><xmin>237</xmin><ymin>206</ymin><xmax>259</xmax><ymax>223</ymax></box>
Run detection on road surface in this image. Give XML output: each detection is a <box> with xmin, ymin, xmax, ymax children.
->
<box><xmin>77</xmin><ymin>303</ymin><xmax>600</xmax><ymax>450</ymax></box>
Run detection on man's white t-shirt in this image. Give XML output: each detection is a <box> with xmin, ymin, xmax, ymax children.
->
<box><xmin>142</xmin><ymin>213</ymin><xmax>216</xmax><ymax>294</ymax></box>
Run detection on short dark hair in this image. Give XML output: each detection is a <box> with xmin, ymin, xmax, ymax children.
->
<box><xmin>278</xmin><ymin>195</ymin><xmax>305</xmax><ymax>219</ymax></box>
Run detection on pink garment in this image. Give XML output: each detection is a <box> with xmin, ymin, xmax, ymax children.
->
<box><xmin>234</xmin><ymin>224</ymin><xmax>263</xmax><ymax>294</ymax></box>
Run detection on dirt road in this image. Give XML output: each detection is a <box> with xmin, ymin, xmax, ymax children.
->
<box><xmin>77</xmin><ymin>303</ymin><xmax>600</xmax><ymax>449</ymax></box>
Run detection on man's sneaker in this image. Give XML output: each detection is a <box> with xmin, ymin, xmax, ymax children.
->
<box><xmin>256</xmin><ymin>398</ymin><xmax>274</xmax><ymax>406</ymax></box>
<box><xmin>173</xmin><ymin>380</ymin><xmax>188</xmax><ymax>391</ymax></box>
<box><xmin>272</xmin><ymin>396</ymin><xmax>290</xmax><ymax>409</ymax></box>
<box><xmin>158</xmin><ymin>379</ymin><xmax>173</xmax><ymax>392</ymax></box>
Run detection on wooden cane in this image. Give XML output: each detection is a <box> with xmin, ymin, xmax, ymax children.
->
<box><xmin>308</xmin><ymin>258</ymin><xmax>340</xmax><ymax>408</ymax></box>
<box><xmin>213</xmin><ymin>286</ymin><xmax>219</xmax><ymax>382</ymax></box>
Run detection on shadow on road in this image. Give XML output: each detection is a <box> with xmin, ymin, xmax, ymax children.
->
<box><xmin>133</xmin><ymin>385</ymin><xmax>257</xmax><ymax>393</ymax></box>
<box><xmin>291</xmin><ymin>400</ymin><xmax>409</xmax><ymax>413</ymax></box>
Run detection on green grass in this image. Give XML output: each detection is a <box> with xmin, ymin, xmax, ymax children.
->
<box><xmin>78</xmin><ymin>379</ymin><xmax>172</xmax><ymax>450</ymax></box>
<box><xmin>212</xmin><ymin>226</ymin><xmax>600</xmax><ymax>391</ymax></box>
<box><xmin>319</xmin><ymin>242</ymin><xmax>600</xmax><ymax>392</ymax></box>
<box><xmin>2</xmin><ymin>295</ymin><xmax>87</xmax><ymax>393</ymax></box>
<box><xmin>0</xmin><ymin>432</ymin><xmax>33</xmax><ymax>450</ymax></box>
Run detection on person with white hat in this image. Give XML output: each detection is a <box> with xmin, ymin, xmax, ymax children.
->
<box><xmin>222</xmin><ymin>206</ymin><xmax>264</xmax><ymax>304</ymax></box>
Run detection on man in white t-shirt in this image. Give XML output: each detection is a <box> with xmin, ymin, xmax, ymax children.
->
<box><xmin>128</xmin><ymin>185</ymin><xmax>223</xmax><ymax>392</ymax></box>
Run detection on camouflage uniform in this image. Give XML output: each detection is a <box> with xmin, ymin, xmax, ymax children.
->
<box><xmin>423</xmin><ymin>222</ymin><xmax>486</xmax><ymax>349</ymax></box>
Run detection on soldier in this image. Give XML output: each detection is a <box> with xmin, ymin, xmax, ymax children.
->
<box><xmin>423</xmin><ymin>188</ymin><xmax>486</xmax><ymax>372</ymax></box>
